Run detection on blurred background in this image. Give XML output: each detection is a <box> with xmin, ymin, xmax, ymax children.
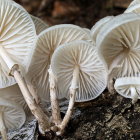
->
<box><xmin>14</xmin><ymin>0</ymin><xmax>132</xmax><ymax>28</ymax></box>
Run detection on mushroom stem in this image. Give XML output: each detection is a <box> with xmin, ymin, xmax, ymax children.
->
<box><xmin>0</xmin><ymin>48</ymin><xmax>51</xmax><ymax>134</ymax></box>
<box><xmin>56</xmin><ymin>66</ymin><xmax>79</xmax><ymax>135</ymax></box>
<box><xmin>48</xmin><ymin>67</ymin><xmax>61</xmax><ymax>126</ymax></box>
<box><xmin>130</xmin><ymin>86</ymin><xmax>138</xmax><ymax>104</ymax></box>
<box><xmin>0</xmin><ymin>112</ymin><xmax>7</xmax><ymax>140</ymax></box>
<box><xmin>13</xmin><ymin>69</ymin><xmax>51</xmax><ymax>134</ymax></box>
<box><xmin>24</xmin><ymin>77</ymin><xmax>40</xmax><ymax>104</ymax></box>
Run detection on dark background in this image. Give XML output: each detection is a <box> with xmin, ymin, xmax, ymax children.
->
<box><xmin>14</xmin><ymin>0</ymin><xmax>132</xmax><ymax>28</ymax></box>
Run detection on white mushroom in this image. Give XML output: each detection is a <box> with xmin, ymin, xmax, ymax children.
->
<box><xmin>97</xmin><ymin>13</ymin><xmax>140</xmax><ymax>102</ymax></box>
<box><xmin>91</xmin><ymin>16</ymin><xmax>114</xmax><ymax>43</ymax></box>
<box><xmin>27</xmin><ymin>24</ymin><xmax>94</xmax><ymax>126</ymax></box>
<box><xmin>4</xmin><ymin>1</ymin><xmax>37</xmax><ymax>97</ymax></box>
<box><xmin>0</xmin><ymin>0</ymin><xmax>50</xmax><ymax>133</ymax></box>
<box><xmin>114</xmin><ymin>76</ymin><xmax>140</xmax><ymax>104</ymax></box>
<box><xmin>51</xmin><ymin>40</ymin><xmax>107</xmax><ymax>135</ymax></box>
<box><xmin>0</xmin><ymin>98</ymin><xmax>26</xmax><ymax>140</ymax></box>
<box><xmin>31</xmin><ymin>15</ymin><xmax>48</xmax><ymax>35</ymax></box>
<box><xmin>125</xmin><ymin>0</ymin><xmax>140</xmax><ymax>13</ymax></box>
<box><xmin>0</xmin><ymin>84</ymin><xmax>30</xmax><ymax>115</ymax></box>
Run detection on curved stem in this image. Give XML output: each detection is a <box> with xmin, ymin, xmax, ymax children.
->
<box><xmin>130</xmin><ymin>86</ymin><xmax>138</xmax><ymax>104</ymax></box>
<box><xmin>0</xmin><ymin>112</ymin><xmax>7</xmax><ymax>140</ymax></box>
<box><xmin>13</xmin><ymin>69</ymin><xmax>50</xmax><ymax>134</ymax></box>
<box><xmin>56</xmin><ymin>66</ymin><xmax>79</xmax><ymax>135</ymax></box>
<box><xmin>0</xmin><ymin>49</ymin><xmax>51</xmax><ymax>134</ymax></box>
<box><xmin>56</xmin><ymin>89</ymin><xmax>76</xmax><ymax>135</ymax></box>
<box><xmin>48</xmin><ymin>67</ymin><xmax>61</xmax><ymax>126</ymax></box>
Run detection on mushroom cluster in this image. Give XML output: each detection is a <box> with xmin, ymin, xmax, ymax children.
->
<box><xmin>1</xmin><ymin>0</ymin><xmax>140</xmax><ymax>139</ymax></box>
<box><xmin>96</xmin><ymin>0</ymin><xmax>140</xmax><ymax>105</ymax></box>
<box><xmin>26</xmin><ymin>24</ymin><xmax>107</xmax><ymax>135</ymax></box>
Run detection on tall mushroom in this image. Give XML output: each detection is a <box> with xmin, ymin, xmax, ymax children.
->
<box><xmin>0</xmin><ymin>0</ymin><xmax>50</xmax><ymax>133</ymax></box>
<box><xmin>51</xmin><ymin>40</ymin><xmax>107</xmax><ymax>135</ymax></box>
<box><xmin>0</xmin><ymin>98</ymin><xmax>26</xmax><ymax>140</ymax></box>
<box><xmin>97</xmin><ymin>13</ymin><xmax>140</xmax><ymax>102</ymax></box>
<box><xmin>27</xmin><ymin>24</ymin><xmax>94</xmax><ymax>126</ymax></box>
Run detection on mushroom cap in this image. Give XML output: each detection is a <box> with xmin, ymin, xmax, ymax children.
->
<box><xmin>125</xmin><ymin>0</ymin><xmax>140</xmax><ymax>13</ymax></box>
<box><xmin>0</xmin><ymin>0</ymin><xmax>36</xmax><ymax>88</ymax></box>
<box><xmin>27</xmin><ymin>24</ymin><xmax>94</xmax><ymax>102</ymax></box>
<box><xmin>91</xmin><ymin>16</ymin><xmax>114</xmax><ymax>43</ymax></box>
<box><xmin>114</xmin><ymin>77</ymin><xmax>140</xmax><ymax>99</ymax></box>
<box><xmin>31</xmin><ymin>15</ymin><xmax>48</xmax><ymax>35</ymax></box>
<box><xmin>51</xmin><ymin>40</ymin><xmax>107</xmax><ymax>102</ymax></box>
<box><xmin>0</xmin><ymin>84</ymin><xmax>30</xmax><ymax>114</ymax></box>
<box><xmin>0</xmin><ymin>97</ymin><xmax>26</xmax><ymax>130</ymax></box>
<box><xmin>97</xmin><ymin>13</ymin><xmax>140</xmax><ymax>78</ymax></box>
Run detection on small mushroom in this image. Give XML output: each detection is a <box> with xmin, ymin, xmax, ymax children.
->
<box><xmin>125</xmin><ymin>0</ymin><xmax>140</xmax><ymax>13</ymax></box>
<box><xmin>51</xmin><ymin>40</ymin><xmax>107</xmax><ymax>135</ymax></box>
<box><xmin>97</xmin><ymin>13</ymin><xmax>140</xmax><ymax>100</ymax></box>
<box><xmin>31</xmin><ymin>15</ymin><xmax>48</xmax><ymax>35</ymax></box>
<box><xmin>0</xmin><ymin>97</ymin><xmax>26</xmax><ymax>140</ymax></box>
<box><xmin>0</xmin><ymin>0</ymin><xmax>50</xmax><ymax>133</ymax></box>
<box><xmin>114</xmin><ymin>76</ymin><xmax>140</xmax><ymax>104</ymax></box>
<box><xmin>91</xmin><ymin>16</ymin><xmax>114</xmax><ymax>43</ymax></box>
<box><xmin>0</xmin><ymin>84</ymin><xmax>30</xmax><ymax>115</ymax></box>
<box><xmin>27</xmin><ymin>24</ymin><xmax>94</xmax><ymax>125</ymax></box>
